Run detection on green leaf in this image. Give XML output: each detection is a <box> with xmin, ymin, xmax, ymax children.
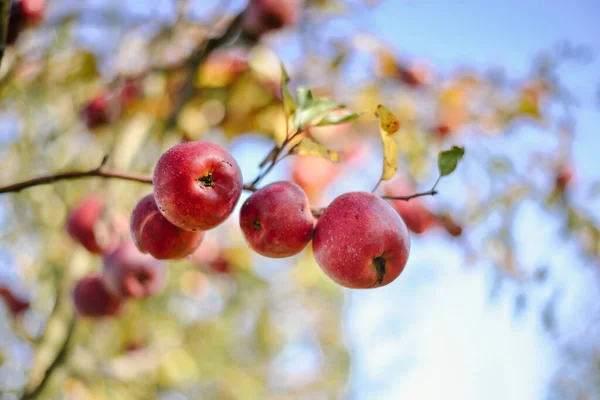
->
<box><xmin>438</xmin><ymin>146</ymin><xmax>465</xmax><ymax>177</ymax></box>
<box><xmin>375</xmin><ymin>104</ymin><xmax>400</xmax><ymax>180</ymax></box>
<box><xmin>280</xmin><ymin>62</ymin><xmax>296</xmax><ymax>118</ymax></box>
<box><xmin>316</xmin><ymin>111</ymin><xmax>363</xmax><ymax>126</ymax></box>
<box><xmin>296</xmin><ymin>137</ymin><xmax>340</xmax><ymax>163</ymax></box>
<box><xmin>292</xmin><ymin>98</ymin><xmax>338</xmax><ymax>130</ymax></box>
<box><xmin>296</xmin><ymin>87</ymin><xmax>314</xmax><ymax>108</ymax></box>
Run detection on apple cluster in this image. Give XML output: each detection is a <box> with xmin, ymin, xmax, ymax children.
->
<box><xmin>140</xmin><ymin>141</ymin><xmax>410</xmax><ymax>290</ymax></box>
<box><xmin>66</xmin><ymin>139</ymin><xmax>413</xmax><ymax>318</ymax></box>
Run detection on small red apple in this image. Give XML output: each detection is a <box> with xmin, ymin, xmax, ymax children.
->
<box><xmin>131</xmin><ymin>194</ymin><xmax>204</xmax><ymax>260</ymax></box>
<box><xmin>241</xmin><ymin>0</ymin><xmax>301</xmax><ymax>38</ymax></box>
<box><xmin>102</xmin><ymin>243</ymin><xmax>168</xmax><ymax>299</ymax></box>
<box><xmin>81</xmin><ymin>93</ymin><xmax>111</xmax><ymax>130</ymax></box>
<box><xmin>153</xmin><ymin>141</ymin><xmax>243</xmax><ymax>231</ymax></box>
<box><xmin>555</xmin><ymin>164</ymin><xmax>573</xmax><ymax>191</ymax></box>
<box><xmin>384</xmin><ymin>179</ymin><xmax>436</xmax><ymax>234</ymax></box>
<box><xmin>313</xmin><ymin>192</ymin><xmax>410</xmax><ymax>289</ymax></box>
<box><xmin>240</xmin><ymin>181</ymin><xmax>314</xmax><ymax>258</ymax></box>
<box><xmin>6</xmin><ymin>0</ymin><xmax>45</xmax><ymax>45</ymax></box>
<box><xmin>66</xmin><ymin>196</ymin><xmax>106</xmax><ymax>254</ymax></box>
<box><xmin>73</xmin><ymin>275</ymin><xmax>122</xmax><ymax>318</ymax></box>
<box><xmin>0</xmin><ymin>286</ymin><xmax>30</xmax><ymax>317</ymax></box>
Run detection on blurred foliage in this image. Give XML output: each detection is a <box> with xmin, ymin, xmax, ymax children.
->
<box><xmin>0</xmin><ymin>0</ymin><xmax>598</xmax><ymax>399</ymax></box>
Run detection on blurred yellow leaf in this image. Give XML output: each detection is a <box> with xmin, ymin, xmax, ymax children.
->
<box><xmin>297</xmin><ymin>137</ymin><xmax>340</xmax><ymax>163</ymax></box>
<box><xmin>375</xmin><ymin>104</ymin><xmax>400</xmax><ymax>180</ymax></box>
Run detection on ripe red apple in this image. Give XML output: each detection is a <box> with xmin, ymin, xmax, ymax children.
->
<box><xmin>312</xmin><ymin>192</ymin><xmax>410</xmax><ymax>289</ymax></box>
<box><xmin>389</xmin><ymin>199</ymin><xmax>436</xmax><ymax>234</ymax></box>
<box><xmin>0</xmin><ymin>286</ymin><xmax>30</xmax><ymax>317</ymax></box>
<box><xmin>131</xmin><ymin>194</ymin><xmax>205</xmax><ymax>260</ymax></box>
<box><xmin>103</xmin><ymin>243</ymin><xmax>167</xmax><ymax>299</ymax></box>
<box><xmin>384</xmin><ymin>179</ymin><xmax>436</xmax><ymax>234</ymax></box>
<box><xmin>81</xmin><ymin>93</ymin><xmax>112</xmax><ymax>130</ymax></box>
<box><xmin>399</xmin><ymin>59</ymin><xmax>434</xmax><ymax>87</ymax></box>
<box><xmin>240</xmin><ymin>181</ymin><xmax>314</xmax><ymax>258</ymax></box>
<box><xmin>153</xmin><ymin>141</ymin><xmax>243</xmax><ymax>231</ymax></box>
<box><xmin>66</xmin><ymin>196</ymin><xmax>106</xmax><ymax>254</ymax></box>
<box><xmin>241</xmin><ymin>0</ymin><xmax>301</xmax><ymax>38</ymax></box>
<box><xmin>555</xmin><ymin>164</ymin><xmax>573</xmax><ymax>191</ymax></box>
<box><xmin>6</xmin><ymin>0</ymin><xmax>45</xmax><ymax>45</ymax></box>
<box><xmin>73</xmin><ymin>275</ymin><xmax>122</xmax><ymax>318</ymax></box>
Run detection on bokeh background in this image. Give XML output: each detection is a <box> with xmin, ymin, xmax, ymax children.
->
<box><xmin>1</xmin><ymin>0</ymin><xmax>599</xmax><ymax>399</ymax></box>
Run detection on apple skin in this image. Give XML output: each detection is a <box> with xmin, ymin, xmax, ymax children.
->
<box><xmin>66</xmin><ymin>196</ymin><xmax>106</xmax><ymax>254</ymax></box>
<box><xmin>153</xmin><ymin>141</ymin><xmax>243</xmax><ymax>231</ymax></box>
<box><xmin>384</xmin><ymin>179</ymin><xmax>437</xmax><ymax>234</ymax></box>
<box><xmin>240</xmin><ymin>181</ymin><xmax>314</xmax><ymax>258</ymax></box>
<box><xmin>242</xmin><ymin>0</ymin><xmax>301</xmax><ymax>38</ymax></box>
<box><xmin>389</xmin><ymin>198</ymin><xmax>436</xmax><ymax>234</ymax></box>
<box><xmin>312</xmin><ymin>192</ymin><xmax>410</xmax><ymax>289</ymax></box>
<box><xmin>81</xmin><ymin>93</ymin><xmax>111</xmax><ymax>130</ymax></box>
<box><xmin>73</xmin><ymin>275</ymin><xmax>122</xmax><ymax>318</ymax></box>
<box><xmin>0</xmin><ymin>286</ymin><xmax>30</xmax><ymax>317</ymax></box>
<box><xmin>131</xmin><ymin>194</ymin><xmax>205</xmax><ymax>260</ymax></box>
<box><xmin>102</xmin><ymin>243</ymin><xmax>168</xmax><ymax>299</ymax></box>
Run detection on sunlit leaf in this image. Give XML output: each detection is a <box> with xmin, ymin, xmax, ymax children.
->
<box><xmin>293</xmin><ymin>98</ymin><xmax>338</xmax><ymax>130</ymax></box>
<box><xmin>375</xmin><ymin>104</ymin><xmax>400</xmax><ymax>134</ymax></box>
<box><xmin>438</xmin><ymin>146</ymin><xmax>465</xmax><ymax>177</ymax></box>
<box><xmin>280</xmin><ymin>62</ymin><xmax>296</xmax><ymax>118</ymax></box>
<box><xmin>296</xmin><ymin>137</ymin><xmax>340</xmax><ymax>163</ymax></box>
<box><xmin>296</xmin><ymin>87</ymin><xmax>314</xmax><ymax>108</ymax></box>
<box><xmin>375</xmin><ymin>104</ymin><xmax>400</xmax><ymax>180</ymax></box>
<box><xmin>316</xmin><ymin>110</ymin><xmax>363</xmax><ymax>126</ymax></box>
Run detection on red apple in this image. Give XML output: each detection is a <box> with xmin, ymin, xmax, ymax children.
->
<box><xmin>240</xmin><ymin>181</ymin><xmax>314</xmax><ymax>258</ymax></box>
<box><xmin>66</xmin><ymin>196</ymin><xmax>106</xmax><ymax>254</ymax></box>
<box><xmin>555</xmin><ymin>164</ymin><xmax>573</xmax><ymax>191</ymax></box>
<box><xmin>242</xmin><ymin>0</ymin><xmax>301</xmax><ymax>38</ymax></box>
<box><xmin>384</xmin><ymin>179</ymin><xmax>436</xmax><ymax>234</ymax></box>
<box><xmin>131</xmin><ymin>194</ymin><xmax>205</xmax><ymax>260</ymax></box>
<box><xmin>153</xmin><ymin>141</ymin><xmax>243</xmax><ymax>231</ymax></box>
<box><xmin>0</xmin><ymin>286</ymin><xmax>30</xmax><ymax>317</ymax></box>
<box><xmin>399</xmin><ymin>59</ymin><xmax>434</xmax><ymax>87</ymax></box>
<box><xmin>6</xmin><ymin>0</ymin><xmax>45</xmax><ymax>45</ymax></box>
<box><xmin>81</xmin><ymin>93</ymin><xmax>111</xmax><ymax>130</ymax></box>
<box><xmin>313</xmin><ymin>192</ymin><xmax>410</xmax><ymax>289</ymax></box>
<box><xmin>73</xmin><ymin>275</ymin><xmax>122</xmax><ymax>318</ymax></box>
<box><xmin>102</xmin><ymin>243</ymin><xmax>168</xmax><ymax>299</ymax></box>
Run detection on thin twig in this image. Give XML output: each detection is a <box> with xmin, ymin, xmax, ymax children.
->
<box><xmin>382</xmin><ymin>189</ymin><xmax>438</xmax><ymax>201</ymax></box>
<box><xmin>20</xmin><ymin>316</ymin><xmax>76</xmax><ymax>400</ymax></box>
<box><xmin>0</xmin><ymin>157</ymin><xmax>152</xmax><ymax>195</ymax></box>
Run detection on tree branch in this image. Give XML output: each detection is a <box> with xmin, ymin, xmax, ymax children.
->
<box><xmin>0</xmin><ymin>157</ymin><xmax>152</xmax><ymax>194</ymax></box>
<box><xmin>20</xmin><ymin>316</ymin><xmax>76</xmax><ymax>400</ymax></box>
<box><xmin>0</xmin><ymin>0</ymin><xmax>12</xmax><ymax>67</ymax></box>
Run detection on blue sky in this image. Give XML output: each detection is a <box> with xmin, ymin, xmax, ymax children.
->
<box><xmin>343</xmin><ymin>1</ymin><xmax>600</xmax><ymax>399</ymax></box>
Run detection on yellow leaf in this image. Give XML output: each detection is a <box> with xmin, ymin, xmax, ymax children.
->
<box><xmin>380</xmin><ymin>133</ymin><xmax>398</xmax><ymax>180</ymax></box>
<box><xmin>297</xmin><ymin>137</ymin><xmax>340</xmax><ymax>163</ymax></box>
<box><xmin>375</xmin><ymin>104</ymin><xmax>400</xmax><ymax>180</ymax></box>
<box><xmin>375</xmin><ymin>104</ymin><xmax>400</xmax><ymax>134</ymax></box>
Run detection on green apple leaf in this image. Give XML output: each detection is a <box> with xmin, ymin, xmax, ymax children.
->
<box><xmin>438</xmin><ymin>146</ymin><xmax>465</xmax><ymax>177</ymax></box>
